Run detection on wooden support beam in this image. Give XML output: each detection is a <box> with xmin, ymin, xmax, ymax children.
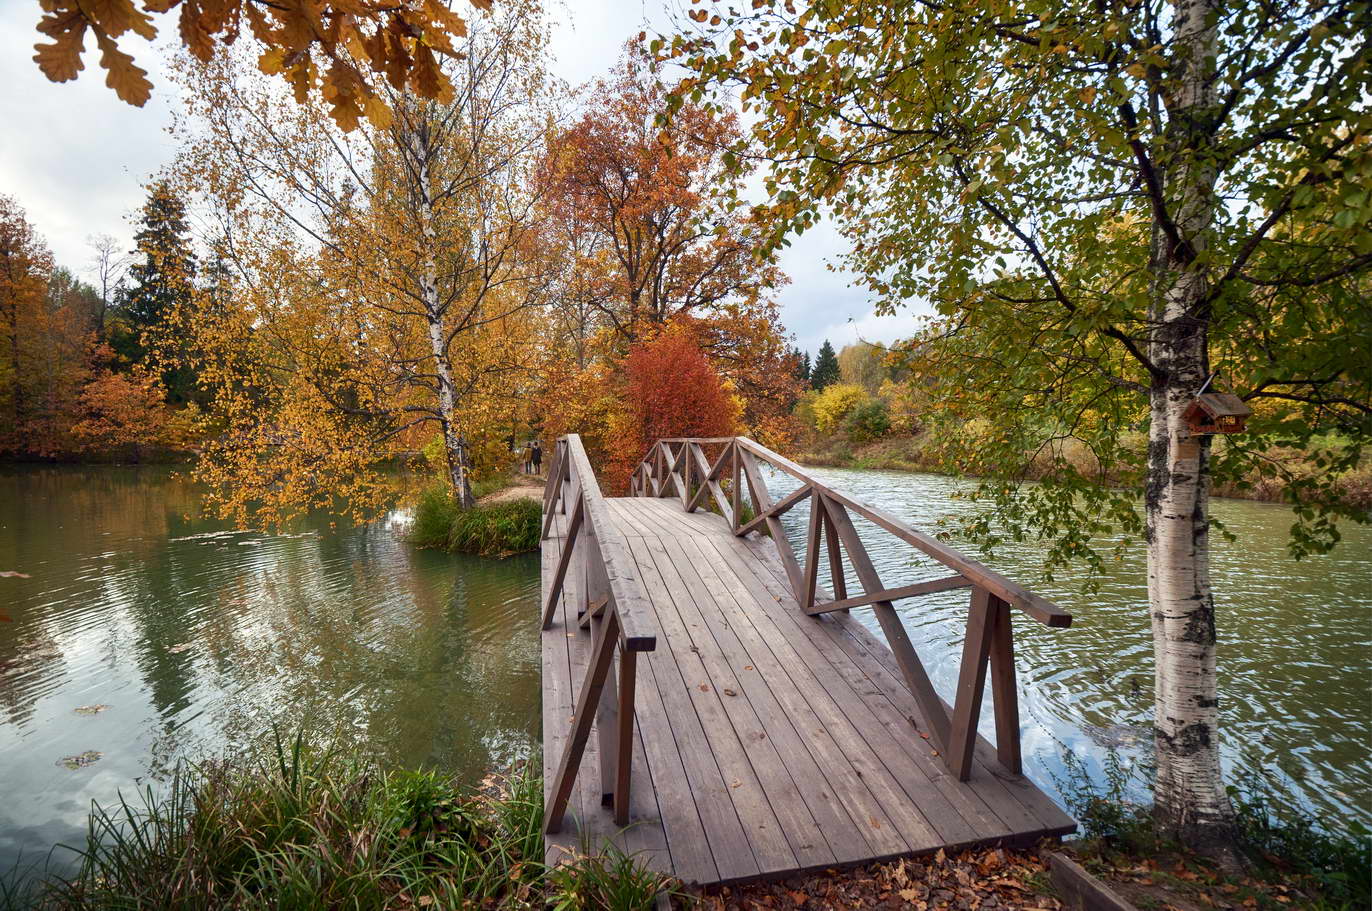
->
<box><xmin>988</xmin><ymin>595</ymin><xmax>1022</xmax><ymax>775</ymax></box>
<box><xmin>541</xmin><ymin>451</ymin><xmax>569</xmax><ymax>540</ymax></box>
<box><xmin>544</xmin><ymin>609</ymin><xmax>620</xmax><ymax>833</ymax></box>
<box><xmin>739</xmin><ymin>450</ymin><xmax>806</xmax><ymax>602</ymax></box>
<box><xmin>947</xmin><ymin>587</ymin><xmax>996</xmax><ymax>781</ymax></box>
<box><xmin>822</xmin><ymin>493</ymin><xmax>952</xmax><ymax>752</ymax></box>
<box><xmin>822</xmin><ymin>506</ymin><xmax>848</xmax><ymax>610</ymax></box>
<box><xmin>540</xmin><ymin>495</ymin><xmax>584</xmax><ymax>629</ymax></box>
<box><xmin>734</xmin><ymin>483</ymin><xmax>812</xmax><ymax>538</ymax></box>
<box><xmin>802</xmin><ymin>494</ymin><xmax>823</xmax><ymax>610</ymax></box>
<box><xmin>802</xmin><ymin>575</ymin><xmax>972</xmax><ymax>616</ymax></box>
<box><xmin>614</xmin><ymin>648</ymin><xmax>637</xmax><ymax>825</ymax></box>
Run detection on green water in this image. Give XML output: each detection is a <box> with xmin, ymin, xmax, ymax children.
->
<box><xmin>0</xmin><ymin>465</ymin><xmax>539</xmax><ymax>874</ymax></box>
<box><xmin>1</xmin><ymin>464</ymin><xmax>1368</xmax><ymax>876</ymax></box>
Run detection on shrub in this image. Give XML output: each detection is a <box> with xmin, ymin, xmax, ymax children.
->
<box><xmin>844</xmin><ymin>398</ymin><xmax>891</xmax><ymax>444</ymax></box>
<box><xmin>410</xmin><ymin>485</ymin><xmax>540</xmax><ymax>556</ymax></box>
<box><xmin>4</xmin><ymin>731</ymin><xmax>677</xmax><ymax>911</ymax></box>
<box><xmin>446</xmin><ymin>499</ymin><xmax>540</xmax><ymax>557</ymax></box>
<box><xmin>811</xmin><ymin>383</ymin><xmax>868</xmax><ymax>434</ymax></box>
<box><xmin>9</xmin><ymin>731</ymin><xmax>549</xmax><ymax>910</ymax></box>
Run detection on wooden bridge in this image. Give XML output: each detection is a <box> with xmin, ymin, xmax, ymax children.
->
<box><xmin>539</xmin><ymin>436</ymin><xmax>1076</xmax><ymax>885</ymax></box>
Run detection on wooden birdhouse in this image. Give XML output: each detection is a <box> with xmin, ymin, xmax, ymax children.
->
<box><xmin>1183</xmin><ymin>393</ymin><xmax>1252</xmax><ymax>436</ymax></box>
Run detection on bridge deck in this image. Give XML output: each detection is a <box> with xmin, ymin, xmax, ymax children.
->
<box><xmin>541</xmin><ymin>496</ymin><xmax>1074</xmax><ymax>885</ymax></box>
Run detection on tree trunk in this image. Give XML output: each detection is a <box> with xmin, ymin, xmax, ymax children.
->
<box><xmin>1145</xmin><ymin>0</ymin><xmax>1234</xmax><ymax>860</ymax></box>
<box><xmin>408</xmin><ymin>118</ymin><xmax>474</xmax><ymax>509</ymax></box>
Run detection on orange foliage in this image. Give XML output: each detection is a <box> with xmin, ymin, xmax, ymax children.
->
<box><xmin>69</xmin><ymin>348</ymin><xmax>170</xmax><ymax>458</ymax></box>
<box><xmin>604</xmin><ymin>325</ymin><xmax>741</xmax><ymax>491</ymax></box>
<box><xmin>541</xmin><ymin>40</ymin><xmax>782</xmax><ymax>345</ymax></box>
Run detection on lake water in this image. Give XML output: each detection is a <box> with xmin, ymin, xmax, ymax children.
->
<box><xmin>1</xmin><ymin>463</ymin><xmax>1368</xmax><ymax>875</ymax></box>
<box><xmin>0</xmin><ymin>466</ymin><xmax>539</xmax><ymax>875</ymax></box>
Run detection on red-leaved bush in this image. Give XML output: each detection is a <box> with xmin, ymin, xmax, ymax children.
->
<box><xmin>608</xmin><ymin>326</ymin><xmax>741</xmax><ymax>491</ymax></box>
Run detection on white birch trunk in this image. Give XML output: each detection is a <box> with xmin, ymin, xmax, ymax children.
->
<box><xmin>408</xmin><ymin>118</ymin><xmax>474</xmax><ymax>509</ymax></box>
<box><xmin>1145</xmin><ymin>0</ymin><xmax>1234</xmax><ymax>856</ymax></box>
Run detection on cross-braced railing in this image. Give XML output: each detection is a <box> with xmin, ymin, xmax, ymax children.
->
<box><xmin>630</xmin><ymin>437</ymin><xmax>1072</xmax><ymax>782</ymax></box>
<box><xmin>541</xmin><ymin>435</ymin><xmax>656</xmax><ymax>833</ymax></box>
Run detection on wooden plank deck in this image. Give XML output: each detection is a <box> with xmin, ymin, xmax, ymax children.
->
<box><xmin>541</xmin><ymin>495</ymin><xmax>1076</xmax><ymax>886</ymax></box>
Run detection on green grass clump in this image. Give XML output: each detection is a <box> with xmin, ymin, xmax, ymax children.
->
<box><xmin>5</xmin><ymin>731</ymin><xmax>677</xmax><ymax>911</ymax></box>
<box><xmin>410</xmin><ymin>484</ymin><xmax>540</xmax><ymax>557</ymax></box>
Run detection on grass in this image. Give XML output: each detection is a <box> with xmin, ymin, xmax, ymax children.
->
<box><xmin>3</xmin><ymin>731</ymin><xmax>678</xmax><ymax>911</ymax></box>
<box><xmin>1052</xmin><ymin>746</ymin><xmax>1372</xmax><ymax>910</ymax></box>
<box><xmin>410</xmin><ymin>483</ymin><xmax>541</xmax><ymax>557</ymax></box>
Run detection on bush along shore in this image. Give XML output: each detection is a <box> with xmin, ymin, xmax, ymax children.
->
<box><xmin>410</xmin><ymin>481</ymin><xmax>541</xmax><ymax>557</ymax></box>
<box><xmin>1</xmin><ymin>732</ymin><xmax>677</xmax><ymax>911</ymax></box>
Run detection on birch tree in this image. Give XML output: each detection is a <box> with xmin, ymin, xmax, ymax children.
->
<box><xmin>171</xmin><ymin>0</ymin><xmax>552</xmax><ymax>521</ymax></box>
<box><xmin>669</xmin><ymin>0</ymin><xmax>1372</xmax><ymax>857</ymax></box>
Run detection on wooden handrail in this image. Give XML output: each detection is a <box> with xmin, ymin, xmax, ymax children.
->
<box><xmin>541</xmin><ymin>435</ymin><xmax>657</xmax><ymax>835</ymax></box>
<box><xmin>629</xmin><ymin>436</ymin><xmax>1073</xmax><ymax>782</ymax></box>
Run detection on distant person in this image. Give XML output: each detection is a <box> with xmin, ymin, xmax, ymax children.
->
<box><xmin>521</xmin><ymin>441</ymin><xmax>533</xmax><ymax>474</ymax></box>
<box><xmin>531</xmin><ymin>440</ymin><xmax>542</xmax><ymax>474</ymax></box>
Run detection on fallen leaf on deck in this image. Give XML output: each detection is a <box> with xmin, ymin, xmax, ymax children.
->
<box><xmin>723</xmin><ymin>688</ymin><xmax>737</xmax><ymax>696</ymax></box>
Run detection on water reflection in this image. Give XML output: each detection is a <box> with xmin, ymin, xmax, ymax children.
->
<box><xmin>0</xmin><ymin>466</ymin><xmax>539</xmax><ymax>873</ymax></box>
<box><xmin>764</xmin><ymin>465</ymin><xmax>1372</xmax><ymax>829</ymax></box>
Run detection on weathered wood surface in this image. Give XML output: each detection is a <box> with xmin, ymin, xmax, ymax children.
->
<box><xmin>541</xmin><ymin>493</ymin><xmax>1076</xmax><ymax>885</ymax></box>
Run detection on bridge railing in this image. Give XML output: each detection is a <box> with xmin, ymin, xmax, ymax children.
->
<box><xmin>541</xmin><ymin>434</ymin><xmax>656</xmax><ymax>833</ymax></box>
<box><xmin>630</xmin><ymin>436</ymin><xmax>1072</xmax><ymax>782</ymax></box>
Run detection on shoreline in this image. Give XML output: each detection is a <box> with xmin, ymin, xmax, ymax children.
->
<box><xmin>791</xmin><ymin>434</ymin><xmax>1372</xmax><ymax>512</ymax></box>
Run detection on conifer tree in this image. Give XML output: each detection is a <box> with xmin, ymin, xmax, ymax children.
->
<box><xmin>810</xmin><ymin>340</ymin><xmax>840</xmax><ymax>391</ymax></box>
<box><xmin>120</xmin><ymin>181</ymin><xmax>198</xmax><ymax>403</ymax></box>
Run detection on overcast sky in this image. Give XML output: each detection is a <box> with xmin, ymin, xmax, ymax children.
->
<box><xmin>0</xmin><ymin>0</ymin><xmax>927</xmax><ymax>357</ymax></box>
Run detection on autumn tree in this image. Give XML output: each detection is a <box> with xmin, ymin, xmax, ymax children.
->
<box><xmin>671</xmin><ymin>0</ymin><xmax>1371</xmax><ymax>856</ymax></box>
<box><xmin>0</xmin><ymin>195</ymin><xmax>55</xmax><ymax>450</ymax></box>
<box><xmin>31</xmin><ymin>0</ymin><xmax>490</xmax><ymax>131</ymax></box>
<box><xmin>838</xmin><ymin>341</ymin><xmax>888</xmax><ymax>394</ymax></box>
<box><xmin>87</xmin><ymin>233</ymin><xmax>130</xmax><ymax>335</ymax></box>
<box><xmin>172</xmin><ymin>1</ymin><xmax>552</xmax><ymax>522</ymax></box>
<box><xmin>607</xmin><ymin>324</ymin><xmax>742</xmax><ymax>489</ymax></box>
<box><xmin>810</xmin><ymin>340</ymin><xmax>839</xmax><ymax>391</ymax></box>
<box><xmin>543</xmin><ymin>41</ymin><xmax>783</xmax><ymax>346</ymax></box>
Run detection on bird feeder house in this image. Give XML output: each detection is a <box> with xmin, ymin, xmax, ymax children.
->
<box><xmin>1183</xmin><ymin>393</ymin><xmax>1252</xmax><ymax>436</ymax></box>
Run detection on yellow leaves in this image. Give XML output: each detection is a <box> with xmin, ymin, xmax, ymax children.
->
<box><xmin>1079</xmin><ymin>85</ymin><xmax>1097</xmax><ymax>105</ymax></box>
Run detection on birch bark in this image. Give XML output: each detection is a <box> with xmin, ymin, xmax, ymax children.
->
<box><xmin>1145</xmin><ymin>0</ymin><xmax>1234</xmax><ymax>855</ymax></box>
<box><xmin>407</xmin><ymin>117</ymin><xmax>475</xmax><ymax>509</ymax></box>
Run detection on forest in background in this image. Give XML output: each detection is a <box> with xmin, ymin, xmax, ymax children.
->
<box><xmin>0</xmin><ymin>25</ymin><xmax>807</xmax><ymax>522</ymax></box>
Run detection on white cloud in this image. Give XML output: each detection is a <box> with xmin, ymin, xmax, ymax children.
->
<box><xmin>0</xmin><ymin>6</ymin><xmax>177</xmax><ymax>275</ymax></box>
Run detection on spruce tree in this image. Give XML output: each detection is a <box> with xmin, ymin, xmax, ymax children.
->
<box><xmin>810</xmin><ymin>340</ymin><xmax>839</xmax><ymax>390</ymax></box>
<box><xmin>119</xmin><ymin>181</ymin><xmax>198</xmax><ymax>403</ymax></box>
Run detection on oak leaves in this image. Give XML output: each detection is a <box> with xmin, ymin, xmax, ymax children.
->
<box><xmin>31</xmin><ymin>0</ymin><xmax>487</xmax><ymax>129</ymax></box>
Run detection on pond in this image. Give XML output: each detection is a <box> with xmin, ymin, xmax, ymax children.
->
<box><xmin>0</xmin><ymin>465</ymin><xmax>539</xmax><ymax>875</ymax></box>
<box><xmin>0</xmin><ymin>463</ymin><xmax>1368</xmax><ymax>876</ymax></box>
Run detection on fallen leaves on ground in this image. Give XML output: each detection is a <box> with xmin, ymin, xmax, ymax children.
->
<box><xmin>693</xmin><ymin>844</ymin><xmax>1062</xmax><ymax>910</ymax></box>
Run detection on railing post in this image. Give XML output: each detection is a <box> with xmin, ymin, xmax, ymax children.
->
<box><xmin>988</xmin><ymin>594</ymin><xmax>1022</xmax><ymax>775</ymax></box>
<box><xmin>731</xmin><ymin>440</ymin><xmax>741</xmax><ymax>531</ymax></box>
<box><xmin>613</xmin><ymin>648</ymin><xmax>637</xmax><ymax>824</ymax></box>
<box><xmin>544</xmin><ymin>608</ymin><xmax>621</xmax><ymax>834</ymax></box>
<box><xmin>947</xmin><ymin>586</ymin><xmax>996</xmax><ymax>781</ymax></box>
